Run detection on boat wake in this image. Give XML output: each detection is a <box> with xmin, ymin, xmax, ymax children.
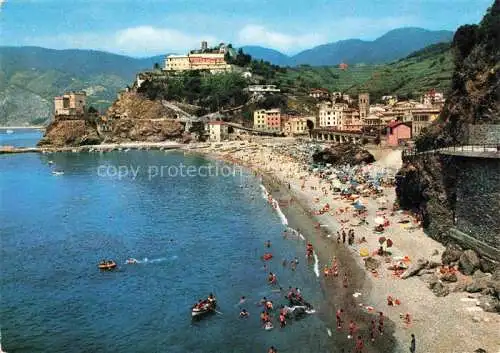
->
<box><xmin>124</xmin><ymin>256</ymin><xmax>170</xmax><ymax>264</ymax></box>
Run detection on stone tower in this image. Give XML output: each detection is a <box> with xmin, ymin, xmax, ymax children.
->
<box><xmin>201</xmin><ymin>41</ymin><xmax>208</xmax><ymax>51</ymax></box>
<box><xmin>358</xmin><ymin>93</ymin><xmax>370</xmax><ymax>119</ymax></box>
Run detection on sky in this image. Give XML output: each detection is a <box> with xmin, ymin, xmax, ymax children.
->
<box><xmin>0</xmin><ymin>0</ymin><xmax>494</xmax><ymax>57</ymax></box>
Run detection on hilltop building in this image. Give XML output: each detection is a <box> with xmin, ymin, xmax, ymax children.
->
<box><xmin>54</xmin><ymin>91</ymin><xmax>86</xmax><ymax>118</ymax></box>
<box><xmin>309</xmin><ymin>88</ymin><xmax>330</xmax><ymax>100</ymax></box>
<box><xmin>245</xmin><ymin>85</ymin><xmax>280</xmax><ymax>94</ymax></box>
<box><xmin>164</xmin><ymin>41</ymin><xmax>232</xmax><ymax>73</ymax></box>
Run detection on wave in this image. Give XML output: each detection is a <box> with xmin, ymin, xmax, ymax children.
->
<box><xmin>260</xmin><ymin>184</ymin><xmax>288</xmax><ymax>226</ymax></box>
<box><xmin>312</xmin><ymin>252</ymin><xmax>320</xmax><ymax>278</ymax></box>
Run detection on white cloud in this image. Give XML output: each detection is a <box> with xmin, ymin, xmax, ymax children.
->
<box><xmin>23</xmin><ymin>26</ymin><xmax>220</xmax><ymax>56</ymax></box>
<box><xmin>237</xmin><ymin>25</ymin><xmax>326</xmax><ymax>54</ymax></box>
<box><xmin>114</xmin><ymin>26</ymin><xmax>218</xmax><ymax>55</ymax></box>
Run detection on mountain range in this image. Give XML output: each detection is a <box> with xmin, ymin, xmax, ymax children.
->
<box><xmin>242</xmin><ymin>27</ymin><xmax>454</xmax><ymax>66</ymax></box>
<box><xmin>0</xmin><ymin>27</ymin><xmax>454</xmax><ymax>126</ymax></box>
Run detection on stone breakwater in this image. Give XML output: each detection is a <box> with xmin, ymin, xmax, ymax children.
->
<box><xmin>0</xmin><ymin>141</ymin><xmax>183</xmax><ymax>154</ymax></box>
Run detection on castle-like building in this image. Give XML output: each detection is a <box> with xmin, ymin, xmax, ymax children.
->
<box><xmin>164</xmin><ymin>41</ymin><xmax>232</xmax><ymax>74</ymax></box>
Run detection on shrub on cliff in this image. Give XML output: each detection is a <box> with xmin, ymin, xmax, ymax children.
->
<box><xmin>137</xmin><ymin>71</ymin><xmax>249</xmax><ymax>112</ymax></box>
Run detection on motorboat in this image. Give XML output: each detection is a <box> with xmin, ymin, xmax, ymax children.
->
<box><xmin>126</xmin><ymin>258</ymin><xmax>138</xmax><ymax>264</ymax></box>
<box><xmin>6</xmin><ymin>129</ymin><xmax>14</xmax><ymax>134</ymax></box>
<box><xmin>52</xmin><ymin>171</ymin><xmax>64</xmax><ymax>176</ymax></box>
<box><xmin>98</xmin><ymin>260</ymin><xmax>117</xmax><ymax>270</ymax></box>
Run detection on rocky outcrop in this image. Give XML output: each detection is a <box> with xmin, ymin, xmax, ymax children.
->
<box><xmin>39</xmin><ymin>92</ymin><xmax>184</xmax><ymax>146</ymax></box>
<box><xmin>38</xmin><ymin>119</ymin><xmax>101</xmax><ymax>147</ymax></box>
<box><xmin>396</xmin><ymin>2</ymin><xmax>500</xmax><ymax>251</ymax></box>
<box><xmin>312</xmin><ymin>144</ymin><xmax>375</xmax><ymax>166</ymax></box>
<box><xmin>460</xmin><ymin>250</ymin><xmax>481</xmax><ymax>275</ymax></box>
<box><xmin>104</xmin><ymin>118</ymin><xmax>183</xmax><ymax>143</ymax></box>
<box><xmin>107</xmin><ymin>92</ymin><xmax>178</xmax><ymax>120</ymax></box>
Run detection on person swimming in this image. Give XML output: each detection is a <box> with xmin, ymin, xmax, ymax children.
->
<box><xmin>239</xmin><ymin>309</ymin><xmax>249</xmax><ymax>318</ymax></box>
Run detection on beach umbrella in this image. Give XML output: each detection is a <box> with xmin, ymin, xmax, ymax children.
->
<box><xmin>378</xmin><ymin>236</ymin><xmax>386</xmax><ymax>245</ymax></box>
<box><xmin>374</xmin><ymin>216</ymin><xmax>385</xmax><ymax>225</ymax></box>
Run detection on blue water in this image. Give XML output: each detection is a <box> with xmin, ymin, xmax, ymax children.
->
<box><xmin>0</xmin><ymin>129</ymin><xmax>43</xmax><ymax>147</ymax></box>
<box><xmin>0</xmin><ymin>133</ymin><xmax>334</xmax><ymax>352</ymax></box>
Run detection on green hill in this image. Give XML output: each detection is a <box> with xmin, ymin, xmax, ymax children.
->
<box><xmin>276</xmin><ymin>64</ymin><xmax>380</xmax><ymax>94</ymax></box>
<box><xmin>347</xmin><ymin>42</ymin><xmax>454</xmax><ymax>100</ymax></box>
<box><xmin>0</xmin><ymin>43</ymin><xmax>454</xmax><ymax>126</ymax></box>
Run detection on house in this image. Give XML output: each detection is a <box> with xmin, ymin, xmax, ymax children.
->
<box><xmin>284</xmin><ymin>116</ymin><xmax>314</xmax><ymax>136</ymax></box>
<box><xmin>245</xmin><ymin>85</ymin><xmax>280</xmax><ymax>93</ymax></box>
<box><xmin>253</xmin><ymin>109</ymin><xmax>281</xmax><ymax>132</ymax></box>
<box><xmin>309</xmin><ymin>88</ymin><xmax>330</xmax><ymax>100</ymax></box>
<box><xmin>207</xmin><ymin>121</ymin><xmax>229</xmax><ymax>142</ymax></box>
<box><xmin>387</xmin><ymin>121</ymin><xmax>412</xmax><ymax>146</ymax></box>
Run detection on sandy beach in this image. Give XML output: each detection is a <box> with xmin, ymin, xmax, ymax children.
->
<box><xmin>188</xmin><ymin>138</ymin><xmax>500</xmax><ymax>353</ymax></box>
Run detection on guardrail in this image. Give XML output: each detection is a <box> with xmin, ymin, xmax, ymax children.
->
<box><xmin>402</xmin><ymin>144</ymin><xmax>500</xmax><ymax>159</ymax></box>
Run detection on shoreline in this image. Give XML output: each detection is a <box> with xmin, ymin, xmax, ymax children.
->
<box><xmin>0</xmin><ymin>126</ymin><xmax>45</xmax><ymax>130</ymax></box>
<box><xmin>189</xmin><ymin>144</ymin><xmax>398</xmax><ymax>352</ymax></box>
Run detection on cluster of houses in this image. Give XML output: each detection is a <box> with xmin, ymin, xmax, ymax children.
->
<box><xmin>249</xmin><ymin>89</ymin><xmax>445</xmax><ymax>146</ymax></box>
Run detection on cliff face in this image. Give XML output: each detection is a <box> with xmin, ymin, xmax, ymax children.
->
<box><xmin>396</xmin><ymin>1</ymin><xmax>500</xmax><ymax>243</ymax></box>
<box><xmin>103</xmin><ymin>92</ymin><xmax>183</xmax><ymax>142</ymax></box>
<box><xmin>415</xmin><ymin>1</ymin><xmax>499</xmax><ymax>149</ymax></box>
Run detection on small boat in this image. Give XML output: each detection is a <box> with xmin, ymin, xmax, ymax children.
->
<box><xmin>126</xmin><ymin>258</ymin><xmax>138</xmax><ymax>264</ymax></box>
<box><xmin>48</xmin><ymin>160</ymin><xmax>54</xmax><ymax>165</ymax></box>
<box><xmin>6</xmin><ymin>129</ymin><xmax>14</xmax><ymax>134</ymax></box>
<box><xmin>98</xmin><ymin>260</ymin><xmax>117</xmax><ymax>270</ymax></box>
<box><xmin>191</xmin><ymin>298</ymin><xmax>217</xmax><ymax>318</ymax></box>
<box><xmin>52</xmin><ymin>171</ymin><xmax>64</xmax><ymax>176</ymax></box>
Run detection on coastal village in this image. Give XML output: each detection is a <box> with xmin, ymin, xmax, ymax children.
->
<box><xmin>1</xmin><ymin>2</ymin><xmax>499</xmax><ymax>352</ymax></box>
<box><xmin>35</xmin><ymin>41</ymin><xmax>447</xmax><ymax>149</ymax></box>
<box><xmin>13</xmin><ymin>37</ymin><xmax>496</xmax><ymax>353</ymax></box>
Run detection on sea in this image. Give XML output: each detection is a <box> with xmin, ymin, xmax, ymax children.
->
<box><xmin>0</xmin><ymin>130</ymin><xmax>337</xmax><ymax>353</ymax></box>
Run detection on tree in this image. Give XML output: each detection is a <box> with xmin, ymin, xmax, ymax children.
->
<box><xmin>88</xmin><ymin>106</ymin><xmax>99</xmax><ymax>115</ymax></box>
<box><xmin>153</xmin><ymin>62</ymin><xmax>161</xmax><ymax>70</ymax></box>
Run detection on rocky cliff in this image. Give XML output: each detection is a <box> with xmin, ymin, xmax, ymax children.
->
<box><xmin>396</xmin><ymin>1</ymin><xmax>500</xmax><ymax>246</ymax></box>
<box><xmin>38</xmin><ymin>119</ymin><xmax>101</xmax><ymax>147</ymax></box>
<box><xmin>38</xmin><ymin>92</ymin><xmax>184</xmax><ymax>146</ymax></box>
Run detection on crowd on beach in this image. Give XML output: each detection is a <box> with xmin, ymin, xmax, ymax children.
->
<box><xmin>191</xmin><ymin>139</ymin><xmax>499</xmax><ymax>353</ymax></box>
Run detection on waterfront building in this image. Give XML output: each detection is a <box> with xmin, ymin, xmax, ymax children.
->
<box><xmin>318</xmin><ymin>102</ymin><xmax>347</xmax><ymax>129</ymax></box>
<box><xmin>358</xmin><ymin>93</ymin><xmax>370</xmax><ymax>119</ymax></box>
<box><xmin>207</xmin><ymin>121</ymin><xmax>229</xmax><ymax>142</ymax></box>
<box><xmin>54</xmin><ymin>91</ymin><xmax>86</xmax><ymax>117</ymax></box>
<box><xmin>283</xmin><ymin>116</ymin><xmax>314</xmax><ymax>136</ymax></box>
